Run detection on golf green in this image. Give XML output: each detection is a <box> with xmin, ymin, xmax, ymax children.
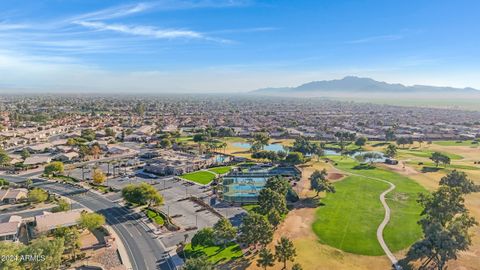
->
<box><xmin>313</xmin><ymin>156</ymin><xmax>426</xmax><ymax>256</ymax></box>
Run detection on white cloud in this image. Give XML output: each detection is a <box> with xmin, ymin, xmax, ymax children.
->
<box><xmin>71</xmin><ymin>3</ymin><xmax>152</xmax><ymax>21</ymax></box>
<box><xmin>74</xmin><ymin>21</ymin><xmax>204</xmax><ymax>39</ymax></box>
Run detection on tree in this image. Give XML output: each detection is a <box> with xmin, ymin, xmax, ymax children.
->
<box><xmin>430</xmin><ymin>152</ymin><xmax>450</xmax><ymax>167</ymax></box>
<box><xmin>183</xmin><ymin>256</ymin><xmax>214</xmax><ymax>270</ymax></box>
<box><xmin>52</xmin><ymin>198</ymin><xmax>70</xmax><ymax>212</ymax></box>
<box><xmin>105</xmin><ymin>127</ymin><xmax>116</xmax><ymax>137</ymax></box>
<box><xmin>159</xmin><ymin>138</ymin><xmax>172</xmax><ymax>149</ymax></box>
<box><xmin>334</xmin><ymin>131</ymin><xmax>356</xmax><ymax>153</ymax></box>
<box><xmin>258</xmin><ymin>188</ymin><xmax>288</xmax><ymax>215</ymax></box>
<box><xmin>80</xmin><ymin>129</ymin><xmax>96</xmax><ymax>141</ymax></box>
<box><xmin>66</xmin><ymin>138</ymin><xmax>76</xmax><ymax>146</ymax></box>
<box><xmin>21</xmin><ymin>148</ymin><xmax>31</xmax><ymax>160</ymax></box>
<box><xmin>90</xmin><ymin>144</ymin><xmax>101</xmax><ymax>159</ymax></box>
<box><xmin>291</xmin><ymin>263</ymin><xmax>303</xmax><ymax>270</ymax></box>
<box><xmin>265</xmin><ymin>176</ymin><xmax>290</xmax><ymax>196</ymax></box>
<box><xmin>239</xmin><ymin>213</ymin><xmax>274</xmax><ymax>249</ymax></box>
<box><xmin>44</xmin><ymin>161</ymin><xmax>64</xmax><ymax>175</ymax></box>
<box><xmin>354</xmin><ymin>136</ymin><xmax>367</xmax><ymax>147</ymax></box>
<box><xmin>309</xmin><ymin>169</ymin><xmax>335</xmax><ymax>197</ymax></box>
<box><xmin>384</xmin><ymin>144</ymin><xmax>397</xmax><ymax>158</ymax></box>
<box><xmin>385</xmin><ymin>128</ymin><xmax>396</xmax><ymax>141</ymax></box>
<box><xmin>252</xmin><ymin>132</ymin><xmax>270</xmax><ymax>150</ymax></box>
<box><xmin>404</xmin><ymin>186</ymin><xmax>477</xmax><ymax>270</ymax></box>
<box><xmin>285</xmin><ymin>152</ymin><xmax>305</xmax><ymax>165</ymax></box>
<box><xmin>54</xmin><ymin>227</ymin><xmax>80</xmax><ymax>260</ymax></box>
<box><xmin>79</xmin><ymin>212</ymin><xmax>106</xmax><ymax>231</ymax></box>
<box><xmin>21</xmin><ymin>237</ymin><xmax>65</xmax><ymax>270</ymax></box>
<box><xmin>277</xmin><ymin>150</ymin><xmax>287</xmax><ymax>160</ymax></box>
<box><xmin>78</xmin><ymin>145</ymin><xmax>90</xmax><ymax>159</ymax></box>
<box><xmin>191</xmin><ymin>228</ymin><xmax>215</xmax><ymax>249</ymax></box>
<box><xmin>122</xmin><ymin>183</ymin><xmax>164</xmax><ymax>206</ymax></box>
<box><xmin>0</xmin><ymin>242</ymin><xmax>23</xmax><ymax>269</ymax></box>
<box><xmin>355</xmin><ymin>152</ymin><xmax>382</xmax><ymax>165</ymax></box>
<box><xmin>213</xmin><ymin>218</ymin><xmax>237</xmax><ymax>247</ymax></box>
<box><xmin>28</xmin><ymin>188</ymin><xmax>48</xmax><ymax>203</ymax></box>
<box><xmin>92</xmin><ymin>168</ymin><xmax>107</xmax><ymax>185</ymax></box>
<box><xmin>396</xmin><ymin>137</ymin><xmax>411</xmax><ymax>148</ymax></box>
<box><xmin>275</xmin><ymin>236</ymin><xmax>296</xmax><ymax>270</ymax></box>
<box><xmin>290</xmin><ymin>136</ymin><xmax>320</xmax><ymax>155</ymax></box>
<box><xmin>0</xmin><ymin>148</ymin><xmax>11</xmax><ymax>166</ymax></box>
<box><xmin>267</xmin><ymin>210</ymin><xmax>282</xmax><ymax>229</ymax></box>
<box><xmin>134</xmin><ymin>102</ymin><xmax>145</xmax><ymax>116</ymax></box>
<box><xmin>257</xmin><ymin>247</ymin><xmax>275</xmax><ymax>270</ymax></box>
<box><xmin>439</xmin><ymin>170</ymin><xmax>478</xmax><ymax>194</ymax></box>
<box><xmin>25</xmin><ymin>178</ymin><xmax>32</xmax><ymax>189</ymax></box>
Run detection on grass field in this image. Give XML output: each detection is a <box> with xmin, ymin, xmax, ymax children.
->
<box><xmin>313</xmin><ymin>175</ymin><xmax>388</xmax><ymax>255</ymax></box>
<box><xmin>208</xmin><ymin>166</ymin><xmax>232</xmax><ymax>175</ymax></box>
<box><xmin>398</xmin><ymin>149</ymin><xmax>463</xmax><ymax>160</ymax></box>
<box><xmin>182</xmin><ymin>242</ymin><xmax>243</xmax><ymax>264</ymax></box>
<box><xmin>145</xmin><ymin>209</ymin><xmax>165</xmax><ymax>225</ymax></box>
<box><xmin>313</xmin><ymin>156</ymin><xmax>426</xmax><ymax>255</ymax></box>
<box><xmin>433</xmin><ymin>140</ymin><xmax>479</xmax><ymax>147</ymax></box>
<box><xmin>180</xmin><ymin>170</ymin><xmax>216</xmax><ymax>185</ymax></box>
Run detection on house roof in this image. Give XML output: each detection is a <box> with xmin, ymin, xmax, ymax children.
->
<box><xmin>26</xmin><ymin>143</ymin><xmax>53</xmax><ymax>151</ymax></box>
<box><xmin>35</xmin><ymin>209</ymin><xmax>83</xmax><ymax>233</ymax></box>
<box><xmin>23</xmin><ymin>156</ymin><xmax>52</xmax><ymax>165</ymax></box>
<box><xmin>0</xmin><ymin>188</ymin><xmax>28</xmax><ymax>201</ymax></box>
<box><xmin>0</xmin><ymin>221</ymin><xmax>20</xmax><ymax>237</ymax></box>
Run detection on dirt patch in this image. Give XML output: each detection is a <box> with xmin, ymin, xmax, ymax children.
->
<box><xmin>328</xmin><ymin>172</ymin><xmax>345</xmax><ymax>181</ymax></box>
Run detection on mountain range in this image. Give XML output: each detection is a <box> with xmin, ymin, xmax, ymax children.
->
<box><xmin>252</xmin><ymin>76</ymin><xmax>480</xmax><ymax>98</ymax></box>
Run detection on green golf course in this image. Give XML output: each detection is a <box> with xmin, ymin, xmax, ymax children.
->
<box><xmin>313</xmin><ymin>156</ymin><xmax>426</xmax><ymax>255</ymax></box>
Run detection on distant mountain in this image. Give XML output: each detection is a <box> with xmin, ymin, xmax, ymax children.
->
<box><xmin>252</xmin><ymin>76</ymin><xmax>480</xmax><ymax>97</ymax></box>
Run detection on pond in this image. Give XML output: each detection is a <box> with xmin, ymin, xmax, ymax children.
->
<box><xmin>232</xmin><ymin>142</ymin><xmax>287</xmax><ymax>152</ymax></box>
<box><xmin>233</xmin><ymin>142</ymin><xmax>387</xmax><ymax>163</ymax></box>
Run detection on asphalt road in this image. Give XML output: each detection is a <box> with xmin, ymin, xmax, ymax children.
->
<box><xmin>29</xmin><ymin>179</ymin><xmax>175</xmax><ymax>270</ymax></box>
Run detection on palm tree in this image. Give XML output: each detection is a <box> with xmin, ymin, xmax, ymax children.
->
<box><xmin>221</xmin><ymin>142</ymin><xmax>227</xmax><ymax>153</ymax></box>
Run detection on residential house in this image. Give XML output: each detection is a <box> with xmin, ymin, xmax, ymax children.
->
<box><xmin>0</xmin><ymin>216</ymin><xmax>22</xmax><ymax>241</ymax></box>
<box><xmin>0</xmin><ymin>188</ymin><xmax>28</xmax><ymax>204</ymax></box>
<box><xmin>55</xmin><ymin>152</ymin><xmax>79</xmax><ymax>162</ymax></box>
<box><xmin>23</xmin><ymin>156</ymin><xmax>52</xmax><ymax>166</ymax></box>
<box><xmin>35</xmin><ymin>209</ymin><xmax>83</xmax><ymax>234</ymax></box>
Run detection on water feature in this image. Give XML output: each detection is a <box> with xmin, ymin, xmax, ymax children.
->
<box><xmin>232</xmin><ymin>142</ymin><xmax>287</xmax><ymax>152</ymax></box>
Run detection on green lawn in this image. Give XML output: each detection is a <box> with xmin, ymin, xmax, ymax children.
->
<box><xmin>182</xmin><ymin>242</ymin><xmax>243</xmax><ymax>264</ymax></box>
<box><xmin>180</xmin><ymin>171</ymin><xmax>216</xmax><ymax>185</ymax></box>
<box><xmin>241</xmin><ymin>204</ymin><xmax>259</xmax><ymax>213</ymax></box>
<box><xmin>145</xmin><ymin>209</ymin><xmax>165</xmax><ymax>225</ymax></box>
<box><xmin>323</xmin><ymin>142</ymin><xmax>360</xmax><ymax>152</ymax></box>
<box><xmin>313</xmin><ymin>156</ymin><xmax>426</xmax><ymax>255</ymax></box>
<box><xmin>433</xmin><ymin>140</ymin><xmax>478</xmax><ymax>147</ymax></box>
<box><xmin>398</xmin><ymin>149</ymin><xmax>463</xmax><ymax>160</ymax></box>
<box><xmin>176</xmin><ymin>136</ymin><xmax>193</xmax><ymax>142</ymax></box>
<box><xmin>208</xmin><ymin>166</ymin><xmax>232</xmax><ymax>175</ymax></box>
<box><xmin>405</xmin><ymin>161</ymin><xmax>480</xmax><ymax>171</ymax></box>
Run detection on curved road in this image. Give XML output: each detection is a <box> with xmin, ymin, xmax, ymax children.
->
<box><xmin>4</xmin><ymin>174</ymin><xmax>175</xmax><ymax>270</ymax></box>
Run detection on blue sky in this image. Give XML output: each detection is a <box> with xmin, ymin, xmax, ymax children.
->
<box><xmin>1</xmin><ymin>0</ymin><xmax>479</xmax><ymax>92</ymax></box>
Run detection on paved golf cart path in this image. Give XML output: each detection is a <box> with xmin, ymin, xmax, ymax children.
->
<box><xmin>332</xmin><ymin>166</ymin><xmax>402</xmax><ymax>270</ymax></box>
